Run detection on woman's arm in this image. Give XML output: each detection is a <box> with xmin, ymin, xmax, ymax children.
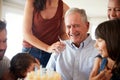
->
<box><xmin>89</xmin><ymin>57</ymin><xmax>101</xmax><ymax>80</ymax></box>
<box><xmin>89</xmin><ymin>57</ymin><xmax>112</xmax><ymax>80</ymax></box>
<box><xmin>23</xmin><ymin>0</ymin><xmax>54</xmax><ymax>53</ymax></box>
<box><xmin>60</xmin><ymin>2</ymin><xmax>69</xmax><ymax>40</ymax></box>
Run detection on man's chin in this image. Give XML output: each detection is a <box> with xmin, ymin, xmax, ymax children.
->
<box><xmin>0</xmin><ymin>53</ymin><xmax>5</xmax><ymax>60</ymax></box>
<box><xmin>0</xmin><ymin>56</ymin><xmax>3</xmax><ymax>60</ymax></box>
<box><xmin>0</xmin><ymin>50</ymin><xmax>5</xmax><ymax>59</ymax></box>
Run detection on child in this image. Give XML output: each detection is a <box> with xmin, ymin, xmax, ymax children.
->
<box><xmin>89</xmin><ymin>19</ymin><xmax>120</xmax><ymax>80</ymax></box>
<box><xmin>1</xmin><ymin>53</ymin><xmax>40</xmax><ymax>80</ymax></box>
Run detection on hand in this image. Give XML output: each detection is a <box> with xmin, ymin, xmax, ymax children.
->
<box><xmin>35</xmin><ymin>58</ymin><xmax>40</xmax><ymax>69</ymax></box>
<box><xmin>103</xmin><ymin>69</ymin><xmax>112</xmax><ymax>80</ymax></box>
<box><xmin>91</xmin><ymin>70</ymin><xmax>112</xmax><ymax>80</ymax></box>
<box><xmin>47</xmin><ymin>41</ymin><xmax>66</xmax><ymax>54</ymax></box>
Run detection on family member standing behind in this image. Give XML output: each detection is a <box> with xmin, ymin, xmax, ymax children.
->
<box><xmin>0</xmin><ymin>20</ymin><xmax>10</xmax><ymax>78</ymax></box>
<box><xmin>1</xmin><ymin>53</ymin><xmax>40</xmax><ymax>80</ymax></box>
<box><xmin>108</xmin><ymin>0</ymin><xmax>120</xmax><ymax>20</ymax></box>
<box><xmin>89</xmin><ymin>0</ymin><xmax>120</xmax><ymax>79</ymax></box>
<box><xmin>46</xmin><ymin>8</ymin><xmax>98</xmax><ymax>80</ymax></box>
<box><xmin>22</xmin><ymin>0</ymin><xmax>69</xmax><ymax>67</ymax></box>
<box><xmin>89</xmin><ymin>19</ymin><xmax>120</xmax><ymax>80</ymax></box>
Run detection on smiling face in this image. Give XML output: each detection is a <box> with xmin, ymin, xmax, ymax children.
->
<box><xmin>27</xmin><ymin>63</ymin><xmax>37</xmax><ymax>72</ymax></box>
<box><xmin>108</xmin><ymin>0</ymin><xmax>120</xmax><ymax>19</ymax></box>
<box><xmin>23</xmin><ymin>62</ymin><xmax>36</xmax><ymax>77</ymax></box>
<box><xmin>0</xmin><ymin>29</ymin><xmax>7</xmax><ymax>60</ymax></box>
<box><xmin>94</xmin><ymin>38</ymin><xmax>108</xmax><ymax>58</ymax></box>
<box><xmin>65</xmin><ymin>12</ymin><xmax>89</xmax><ymax>47</ymax></box>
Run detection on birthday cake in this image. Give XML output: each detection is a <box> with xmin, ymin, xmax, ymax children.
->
<box><xmin>25</xmin><ymin>68</ymin><xmax>61</xmax><ymax>80</ymax></box>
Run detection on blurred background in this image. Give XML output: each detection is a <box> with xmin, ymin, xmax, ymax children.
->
<box><xmin>0</xmin><ymin>0</ymin><xmax>108</xmax><ymax>59</ymax></box>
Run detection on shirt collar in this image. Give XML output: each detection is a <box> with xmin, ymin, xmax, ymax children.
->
<box><xmin>70</xmin><ymin>35</ymin><xmax>92</xmax><ymax>49</ymax></box>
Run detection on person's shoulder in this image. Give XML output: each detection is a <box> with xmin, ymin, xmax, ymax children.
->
<box><xmin>1</xmin><ymin>56</ymin><xmax>10</xmax><ymax>65</ymax></box>
<box><xmin>86</xmin><ymin>36</ymin><xmax>99</xmax><ymax>54</ymax></box>
<box><xmin>1</xmin><ymin>70</ymin><xmax>13</xmax><ymax>80</ymax></box>
<box><xmin>62</xmin><ymin>39</ymin><xmax>70</xmax><ymax>44</ymax></box>
<box><xmin>2</xmin><ymin>56</ymin><xmax>10</xmax><ymax>61</ymax></box>
<box><xmin>91</xmin><ymin>39</ymin><xmax>96</xmax><ymax>44</ymax></box>
<box><xmin>63</xmin><ymin>2</ymin><xmax>69</xmax><ymax>15</ymax></box>
<box><xmin>86</xmin><ymin>35</ymin><xmax>96</xmax><ymax>44</ymax></box>
<box><xmin>24</xmin><ymin>0</ymin><xmax>34</xmax><ymax>10</ymax></box>
<box><xmin>63</xmin><ymin>2</ymin><xmax>69</xmax><ymax>10</ymax></box>
<box><xmin>26</xmin><ymin>0</ymin><xmax>34</xmax><ymax>4</ymax></box>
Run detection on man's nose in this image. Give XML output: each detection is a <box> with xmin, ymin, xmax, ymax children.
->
<box><xmin>0</xmin><ymin>43</ymin><xmax>7</xmax><ymax>50</ymax></box>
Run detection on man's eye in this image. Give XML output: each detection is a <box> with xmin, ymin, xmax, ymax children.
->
<box><xmin>108</xmin><ymin>9</ymin><xmax>111</xmax><ymax>11</ymax></box>
<box><xmin>67</xmin><ymin>25</ymin><xmax>71</xmax><ymax>28</ymax></box>
<box><xmin>108</xmin><ymin>8</ymin><xmax>111</xmax><ymax>11</ymax></box>
<box><xmin>3</xmin><ymin>40</ymin><xmax>7</xmax><ymax>43</ymax></box>
<box><xmin>115</xmin><ymin>9</ymin><xmax>120</xmax><ymax>11</ymax></box>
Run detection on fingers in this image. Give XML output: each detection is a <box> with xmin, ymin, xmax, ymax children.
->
<box><xmin>47</xmin><ymin>41</ymin><xmax>66</xmax><ymax>54</ymax></box>
<box><xmin>94</xmin><ymin>70</ymin><xmax>105</xmax><ymax>80</ymax></box>
<box><xmin>94</xmin><ymin>70</ymin><xmax>112</xmax><ymax>80</ymax></box>
<box><xmin>35</xmin><ymin>58</ymin><xmax>40</xmax><ymax>65</ymax></box>
<box><xmin>34</xmin><ymin>58</ymin><xmax>40</xmax><ymax>69</ymax></box>
<box><xmin>51</xmin><ymin>41</ymin><xmax>65</xmax><ymax>54</ymax></box>
<box><xmin>104</xmin><ymin>70</ymin><xmax>112</xmax><ymax>80</ymax></box>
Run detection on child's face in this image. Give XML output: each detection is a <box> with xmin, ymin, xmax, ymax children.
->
<box><xmin>27</xmin><ymin>63</ymin><xmax>36</xmax><ymax>72</ymax></box>
<box><xmin>24</xmin><ymin>63</ymin><xmax>36</xmax><ymax>77</ymax></box>
<box><xmin>94</xmin><ymin>38</ymin><xmax>108</xmax><ymax>57</ymax></box>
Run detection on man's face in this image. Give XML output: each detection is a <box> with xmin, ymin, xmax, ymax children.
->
<box><xmin>0</xmin><ymin>29</ymin><xmax>7</xmax><ymax>60</ymax></box>
<box><xmin>108</xmin><ymin>0</ymin><xmax>120</xmax><ymax>20</ymax></box>
<box><xmin>65</xmin><ymin>12</ymin><xmax>89</xmax><ymax>47</ymax></box>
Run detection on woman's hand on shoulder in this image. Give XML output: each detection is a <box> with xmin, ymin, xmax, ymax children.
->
<box><xmin>47</xmin><ymin>41</ymin><xmax>66</xmax><ymax>54</ymax></box>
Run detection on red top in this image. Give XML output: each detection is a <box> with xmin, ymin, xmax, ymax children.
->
<box><xmin>23</xmin><ymin>0</ymin><xmax>63</xmax><ymax>47</ymax></box>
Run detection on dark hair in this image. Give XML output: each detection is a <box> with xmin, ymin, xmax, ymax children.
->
<box><xmin>95</xmin><ymin>19</ymin><xmax>120</xmax><ymax>76</ymax></box>
<box><xmin>33</xmin><ymin>0</ymin><xmax>47</xmax><ymax>12</ymax></box>
<box><xmin>10</xmin><ymin>53</ymin><xmax>36</xmax><ymax>78</ymax></box>
<box><xmin>0</xmin><ymin>20</ymin><xmax>6</xmax><ymax>32</ymax></box>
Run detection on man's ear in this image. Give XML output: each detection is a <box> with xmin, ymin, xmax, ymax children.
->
<box><xmin>86</xmin><ymin>22</ymin><xmax>89</xmax><ymax>29</ymax></box>
<box><xmin>86</xmin><ymin>22</ymin><xmax>90</xmax><ymax>31</ymax></box>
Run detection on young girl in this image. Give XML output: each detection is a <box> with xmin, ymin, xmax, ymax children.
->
<box><xmin>1</xmin><ymin>53</ymin><xmax>40</xmax><ymax>80</ymax></box>
<box><xmin>89</xmin><ymin>19</ymin><xmax>120</xmax><ymax>80</ymax></box>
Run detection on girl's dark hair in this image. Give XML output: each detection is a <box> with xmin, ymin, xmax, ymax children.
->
<box><xmin>95</xmin><ymin>19</ymin><xmax>120</xmax><ymax>77</ymax></box>
<box><xmin>33</xmin><ymin>0</ymin><xmax>47</xmax><ymax>12</ymax></box>
<box><xmin>10</xmin><ymin>53</ymin><xmax>36</xmax><ymax>78</ymax></box>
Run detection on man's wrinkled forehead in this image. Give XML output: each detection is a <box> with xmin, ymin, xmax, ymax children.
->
<box><xmin>108</xmin><ymin>0</ymin><xmax>120</xmax><ymax>6</ymax></box>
